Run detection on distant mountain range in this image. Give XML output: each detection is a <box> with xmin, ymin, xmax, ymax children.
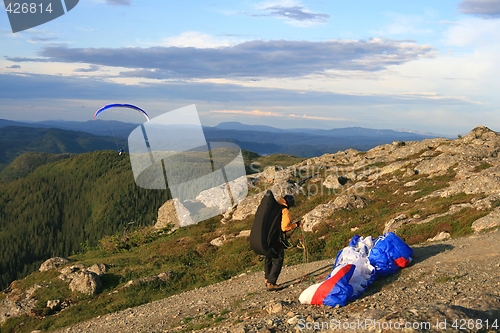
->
<box><xmin>0</xmin><ymin>119</ymin><xmax>440</xmax><ymax>159</ymax></box>
<box><xmin>0</xmin><ymin>126</ymin><xmax>117</xmax><ymax>173</ymax></box>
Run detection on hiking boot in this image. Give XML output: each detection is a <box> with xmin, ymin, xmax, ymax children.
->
<box><xmin>266</xmin><ymin>282</ymin><xmax>282</xmax><ymax>291</ymax></box>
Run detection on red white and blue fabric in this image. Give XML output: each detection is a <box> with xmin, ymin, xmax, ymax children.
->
<box><xmin>299</xmin><ymin>264</ymin><xmax>356</xmax><ymax>307</ymax></box>
<box><xmin>299</xmin><ymin>232</ymin><xmax>413</xmax><ymax>308</ymax></box>
<box><xmin>368</xmin><ymin>232</ymin><xmax>413</xmax><ymax>278</ymax></box>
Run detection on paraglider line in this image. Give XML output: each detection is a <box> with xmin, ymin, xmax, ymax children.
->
<box><xmin>300</xmin><ymin>227</ymin><xmax>309</xmax><ymax>282</ymax></box>
<box><xmin>160</xmin><ymin>159</ymin><xmax>171</xmax><ymax>199</ymax></box>
<box><xmin>140</xmin><ymin>124</ymin><xmax>155</xmax><ymax>166</ymax></box>
<box><xmin>207</xmin><ymin>142</ymin><xmax>235</xmax><ymax>207</ymax></box>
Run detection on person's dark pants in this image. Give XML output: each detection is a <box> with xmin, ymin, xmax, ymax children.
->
<box><xmin>264</xmin><ymin>247</ymin><xmax>284</xmax><ymax>285</ymax></box>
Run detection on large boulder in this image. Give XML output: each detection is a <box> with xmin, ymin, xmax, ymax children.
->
<box><xmin>88</xmin><ymin>263</ymin><xmax>107</xmax><ymax>276</ymax></box>
<box><xmin>0</xmin><ymin>284</ymin><xmax>42</xmax><ymax>324</ymax></box>
<box><xmin>370</xmin><ymin>160</ymin><xmax>412</xmax><ymax>180</ymax></box>
<box><xmin>258</xmin><ymin>165</ymin><xmax>296</xmax><ymax>183</ymax></box>
<box><xmin>384</xmin><ymin>214</ymin><xmax>410</xmax><ymax>234</ymax></box>
<box><xmin>472</xmin><ymin>207</ymin><xmax>500</xmax><ymax>233</ymax></box>
<box><xmin>58</xmin><ymin>264</ymin><xmax>85</xmax><ymax>281</ymax></box>
<box><xmin>323</xmin><ymin>175</ymin><xmax>349</xmax><ymax>190</ymax></box>
<box><xmin>332</xmin><ymin>194</ymin><xmax>367</xmax><ymax>210</ymax></box>
<box><xmin>433</xmin><ymin>166</ymin><xmax>500</xmax><ymax>198</ymax></box>
<box><xmin>195</xmin><ymin>176</ymin><xmax>248</xmax><ymax>211</ymax></box>
<box><xmin>69</xmin><ymin>271</ymin><xmax>102</xmax><ymax>295</ymax></box>
<box><xmin>155</xmin><ymin>198</ymin><xmax>194</xmax><ymax>230</ymax></box>
<box><xmin>414</xmin><ymin>154</ymin><xmax>461</xmax><ymax>176</ymax></box>
<box><xmin>301</xmin><ymin>195</ymin><xmax>367</xmax><ymax>232</ymax></box>
<box><xmin>39</xmin><ymin>257</ymin><xmax>69</xmax><ymax>272</ymax></box>
<box><xmin>460</xmin><ymin>126</ymin><xmax>500</xmax><ymax>145</ymax></box>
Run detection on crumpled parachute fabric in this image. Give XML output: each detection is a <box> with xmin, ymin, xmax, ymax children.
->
<box><xmin>299</xmin><ymin>232</ymin><xmax>413</xmax><ymax>307</ymax></box>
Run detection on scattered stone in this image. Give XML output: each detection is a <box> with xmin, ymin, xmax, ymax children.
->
<box><xmin>392</xmin><ymin>140</ymin><xmax>405</xmax><ymax>147</ymax></box>
<box><xmin>46</xmin><ymin>299</ymin><xmax>61</xmax><ymax>311</ymax></box>
<box><xmin>237</xmin><ymin>230</ymin><xmax>251</xmax><ymax>238</ymax></box>
<box><xmin>404</xmin><ymin>179</ymin><xmax>421</xmax><ymax>187</ymax></box>
<box><xmin>0</xmin><ymin>284</ymin><xmax>42</xmax><ymax>324</ymax></box>
<box><xmin>301</xmin><ymin>195</ymin><xmax>367</xmax><ymax>231</ymax></box>
<box><xmin>332</xmin><ymin>194</ymin><xmax>367</xmax><ymax>210</ymax></box>
<box><xmin>196</xmin><ymin>176</ymin><xmax>248</xmax><ymax>212</ymax></box>
<box><xmin>39</xmin><ymin>257</ymin><xmax>69</xmax><ymax>272</ymax></box>
<box><xmin>210</xmin><ymin>234</ymin><xmax>238</xmax><ymax>247</ymax></box>
<box><xmin>384</xmin><ymin>214</ymin><xmax>409</xmax><ymax>233</ymax></box>
<box><xmin>472</xmin><ymin>207</ymin><xmax>500</xmax><ymax>232</ymax></box>
<box><xmin>59</xmin><ymin>264</ymin><xmax>85</xmax><ymax>281</ymax></box>
<box><xmin>265</xmin><ymin>301</ymin><xmax>283</xmax><ymax>314</ymax></box>
<box><xmin>122</xmin><ymin>272</ymin><xmax>171</xmax><ymax>289</ymax></box>
<box><xmin>427</xmin><ymin>232</ymin><xmax>451</xmax><ymax>242</ymax></box>
<box><xmin>88</xmin><ymin>263</ymin><xmax>107</xmax><ymax>276</ymax></box>
<box><xmin>155</xmin><ymin>198</ymin><xmax>194</xmax><ymax>230</ymax></box>
<box><xmin>69</xmin><ymin>271</ymin><xmax>102</xmax><ymax>295</ymax></box>
<box><xmin>323</xmin><ymin>175</ymin><xmax>349</xmax><ymax>189</ymax></box>
<box><xmin>287</xmin><ymin>315</ymin><xmax>303</xmax><ymax>325</ymax></box>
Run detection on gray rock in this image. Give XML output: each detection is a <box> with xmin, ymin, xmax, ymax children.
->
<box><xmin>39</xmin><ymin>257</ymin><xmax>69</xmax><ymax>272</ymax></box>
<box><xmin>0</xmin><ymin>284</ymin><xmax>42</xmax><ymax>324</ymax></box>
<box><xmin>323</xmin><ymin>175</ymin><xmax>349</xmax><ymax>190</ymax></box>
<box><xmin>210</xmin><ymin>235</ymin><xmax>235</xmax><ymax>247</ymax></box>
<box><xmin>155</xmin><ymin>198</ymin><xmax>194</xmax><ymax>230</ymax></box>
<box><xmin>414</xmin><ymin>153</ymin><xmax>461</xmax><ymax>176</ymax></box>
<box><xmin>370</xmin><ymin>160</ymin><xmax>412</xmax><ymax>180</ymax></box>
<box><xmin>237</xmin><ymin>230</ymin><xmax>251</xmax><ymax>238</ymax></box>
<box><xmin>46</xmin><ymin>299</ymin><xmax>61</xmax><ymax>310</ymax></box>
<box><xmin>69</xmin><ymin>271</ymin><xmax>102</xmax><ymax>295</ymax></box>
<box><xmin>384</xmin><ymin>214</ymin><xmax>409</xmax><ymax>233</ymax></box>
<box><xmin>427</xmin><ymin>231</ymin><xmax>451</xmax><ymax>242</ymax></box>
<box><xmin>434</xmin><ymin>166</ymin><xmax>500</xmax><ymax>198</ymax></box>
<box><xmin>58</xmin><ymin>264</ymin><xmax>85</xmax><ymax>281</ymax></box>
<box><xmin>88</xmin><ymin>263</ymin><xmax>107</xmax><ymax>276</ymax></box>
<box><xmin>195</xmin><ymin>176</ymin><xmax>248</xmax><ymax>212</ymax></box>
<box><xmin>265</xmin><ymin>301</ymin><xmax>283</xmax><ymax>314</ymax></box>
<box><xmin>332</xmin><ymin>194</ymin><xmax>367</xmax><ymax>210</ymax></box>
<box><xmin>472</xmin><ymin>207</ymin><xmax>500</xmax><ymax>232</ymax></box>
<box><xmin>301</xmin><ymin>195</ymin><xmax>367</xmax><ymax>232</ymax></box>
<box><xmin>259</xmin><ymin>165</ymin><xmax>295</xmax><ymax>183</ymax></box>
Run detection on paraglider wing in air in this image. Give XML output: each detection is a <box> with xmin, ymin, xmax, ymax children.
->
<box><xmin>94</xmin><ymin>103</ymin><xmax>150</xmax><ymax>121</ymax></box>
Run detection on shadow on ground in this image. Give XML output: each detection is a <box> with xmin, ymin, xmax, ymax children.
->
<box><xmin>411</xmin><ymin>243</ymin><xmax>454</xmax><ymax>263</ymax></box>
<box><xmin>281</xmin><ymin>264</ymin><xmax>333</xmax><ymax>287</ymax></box>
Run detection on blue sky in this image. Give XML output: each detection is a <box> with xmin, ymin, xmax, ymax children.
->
<box><xmin>1</xmin><ymin>0</ymin><xmax>500</xmax><ymax>135</ymax></box>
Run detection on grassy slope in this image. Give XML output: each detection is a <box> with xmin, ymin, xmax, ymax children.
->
<box><xmin>1</xmin><ymin>150</ymin><xmax>493</xmax><ymax>332</ymax></box>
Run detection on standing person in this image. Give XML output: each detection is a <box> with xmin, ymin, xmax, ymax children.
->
<box><xmin>264</xmin><ymin>194</ymin><xmax>300</xmax><ymax>291</ymax></box>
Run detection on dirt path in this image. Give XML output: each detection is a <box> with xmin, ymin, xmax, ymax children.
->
<box><xmin>54</xmin><ymin>229</ymin><xmax>500</xmax><ymax>333</ymax></box>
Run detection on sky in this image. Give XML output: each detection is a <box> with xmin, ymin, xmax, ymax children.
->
<box><xmin>1</xmin><ymin>0</ymin><xmax>500</xmax><ymax>135</ymax></box>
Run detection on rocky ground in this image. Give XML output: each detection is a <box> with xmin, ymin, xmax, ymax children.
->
<box><xmin>52</xmin><ymin>228</ymin><xmax>500</xmax><ymax>333</ymax></box>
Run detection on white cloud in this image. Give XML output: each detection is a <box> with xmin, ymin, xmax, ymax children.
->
<box><xmin>161</xmin><ymin>31</ymin><xmax>239</xmax><ymax>48</ymax></box>
<box><xmin>372</xmin><ymin>12</ymin><xmax>434</xmax><ymax>36</ymax></box>
<box><xmin>443</xmin><ymin>16</ymin><xmax>500</xmax><ymax>47</ymax></box>
<box><xmin>212</xmin><ymin>109</ymin><xmax>351</xmax><ymax>121</ymax></box>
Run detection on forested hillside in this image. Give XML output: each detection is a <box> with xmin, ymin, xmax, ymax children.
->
<box><xmin>0</xmin><ymin>151</ymin><xmax>169</xmax><ymax>289</ymax></box>
<box><xmin>0</xmin><ymin>126</ymin><xmax>117</xmax><ymax>172</ymax></box>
